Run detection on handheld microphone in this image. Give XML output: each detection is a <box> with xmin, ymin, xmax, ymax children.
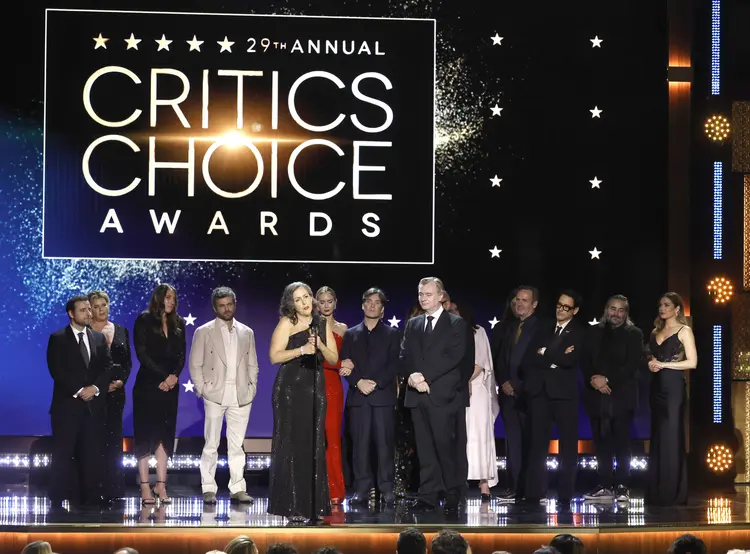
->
<box><xmin>310</xmin><ymin>313</ymin><xmax>322</xmax><ymax>335</ymax></box>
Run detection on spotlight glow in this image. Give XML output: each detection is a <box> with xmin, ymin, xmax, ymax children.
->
<box><xmin>707</xmin><ymin>276</ymin><xmax>734</xmax><ymax>304</ymax></box>
<box><xmin>706</xmin><ymin>444</ymin><xmax>733</xmax><ymax>473</ymax></box>
<box><xmin>705</xmin><ymin>115</ymin><xmax>730</xmax><ymax>142</ymax></box>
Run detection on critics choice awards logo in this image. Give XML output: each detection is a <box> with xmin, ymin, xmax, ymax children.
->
<box><xmin>43</xmin><ymin>9</ymin><xmax>436</xmax><ymax>264</ymax></box>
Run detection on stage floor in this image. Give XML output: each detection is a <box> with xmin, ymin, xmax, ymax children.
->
<box><xmin>0</xmin><ymin>486</ymin><xmax>745</xmax><ymax>529</ymax></box>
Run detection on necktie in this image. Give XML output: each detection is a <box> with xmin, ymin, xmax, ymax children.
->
<box><xmin>555</xmin><ymin>326</ymin><xmax>562</xmax><ymax>337</ymax></box>
<box><xmin>79</xmin><ymin>332</ymin><xmax>90</xmax><ymax>367</ymax></box>
<box><xmin>513</xmin><ymin>320</ymin><xmax>525</xmax><ymax>345</ymax></box>
<box><xmin>425</xmin><ymin>315</ymin><xmax>434</xmax><ymax>334</ymax></box>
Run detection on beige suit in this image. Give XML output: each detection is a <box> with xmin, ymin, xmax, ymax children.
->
<box><xmin>189</xmin><ymin>318</ymin><xmax>259</xmax><ymax>494</ymax></box>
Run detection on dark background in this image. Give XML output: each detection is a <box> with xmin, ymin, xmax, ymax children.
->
<box><xmin>0</xmin><ymin>0</ymin><xmax>668</xmax><ymax>438</ymax></box>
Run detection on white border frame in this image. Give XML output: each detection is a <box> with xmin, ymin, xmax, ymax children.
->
<box><xmin>41</xmin><ymin>8</ymin><xmax>437</xmax><ymax>265</ymax></box>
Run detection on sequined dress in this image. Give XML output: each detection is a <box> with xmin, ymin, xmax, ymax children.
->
<box><xmin>104</xmin><ymin>322</ymin><xmax>132</xmax><ymax>498</ymax></box>
<box><xmin>268</xmin><ymin>327</ymin><xmax>331</xmax><ymax>520</ymax></box>
<box><xmin>647</xmin><ymin>329</ymin><xmax>688</xmax><ymax>506</ymax></box>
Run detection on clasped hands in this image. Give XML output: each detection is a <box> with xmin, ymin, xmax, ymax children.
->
<box><xmin>590</xmin><ymin>374</ymin><xmax>612</xmax><ymax>395</ymax></box>
<box><xmin>159</xmin><ymin>374</ymin><xmax>179</xmax><ymax>392</ymax></box>
<box><xmin>409</xmin><ymin>372</ymin><xmax>430</xmax><ymax>393</ymax></box>
<box><xmin>536</xmin><ymin>345</ymin><xmax>575</xmax><ymax>356</ymax></box>
<box><xmin>108</xmin><ymin>380</ymin><xmax>124</xmax><ymax>393</ymax></box>
<box><xmin>78</xmin><ymin>385</ymin><xmax>98</xmax><ymax>401</ymax></box>
<box><xmin>647</xmin><ymin>359</ymin><xmax>663</xmax><ymax>373</ymax></box>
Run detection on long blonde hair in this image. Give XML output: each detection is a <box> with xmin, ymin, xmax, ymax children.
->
<box><xmin>654</xmin><ymin>292</ymin><xmax>688</xmax><ymax>332</ymax></box>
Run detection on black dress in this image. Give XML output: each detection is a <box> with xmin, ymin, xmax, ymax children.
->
<box><xmin>132</xmin><ymin>312</ymin><xmax>186</xmax><ymax>459</ymax></box>
<box><xmin>104</xmin><ymin>323</ymin><xmax>132</xmax><ymax>497</ymax></box>
<box><xmin>647</xmin><ymin>330</ymin><xmax>688</xmax><ymax>506</ymax></box>
<box><xmin>268</xmin><ymin>326</ymin><xmax>331</xmax><ymax>520</ymax></box>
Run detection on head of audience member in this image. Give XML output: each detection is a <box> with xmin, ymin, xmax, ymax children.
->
<box><xmin>655</xmin><ymin>292</ymin><xmax>688</xmax><ymax>331</ymax></box>
<box><xmin>362</xmin><ymin>287</ymin><xmax>388</xmax><ymax>322</ymax></box>
<box><xmin>312</xmin><ymin>548</ymin><xmax>342</xmax><ymax>554</ymax></box>
<box><xmin>66</xmin><ymin>294</ymin><xmax>92</xmax><ymax>330</ymax></box>
<box><xmin>441</xmin><ymin>290</ymin><xmax>452</xmax><ymax>311</ymax></box>
<box><xmin>601</xmin><ymin>294</ymin><xmax>633</xmax><ymax>329</ymax></box>
<box><xmin>448</xmin><ymin>300</ymin><xmax>478</xmax><ymax>333</ymax></box>
<box><xmin>555</xmin><ymin>291</ymin><xmax>581</xmax><ymax>325</ymax></box>
<box><xmin>148</xmin><ymin>283</ymin><xmax>181</xmax><ymax>332</ymax></box>
<box><xmin>418</xmin><ymin>277</ymin><xmax>446</xmax><ymax>315</ymax></box>
<box><xmin>88</xmin><ymin>290</ymin><xmax>111</xmax><ymax>325</ymax></box>
<box><xmin>533</xmin><ymin>548</ymin><xmax>560</xmax><ymax>554</ymax></box>
<box><xmin>22</xmin><ymin>541</ymin><xmax>52</xmax><ymax>554</ymax></box>
<box><xmin>407</xmin><ymin>301</ymin><xmax>424</xmax><ymax>320</ymax></box>
<box><xmin>225</xmin><ymin>535</ymin><xmax>258</xmax><ymax>554</ymax></box>
<box><xmin>114</xmin><ymin>548</ymin><xmax>139</xmax><ymax>554</ymax></box>
<box><xmin>432</xmin><ymin>529</ymin><xmax>470</xmax><ymax>554</ymax></box>
<box><xmin>316</xmin><ymin>286</ymin><xmax>338</xmax><ymax>318</ymax></box>
<box><xmin>667</xmin><ymin>534</ymin><xmax>707</xmax><ymax>554</ymax></box>
<box><xmin>266</xmin><ymin>544</ymin><xmax>298</xmax><ymax>554</ymax></box>
<box><xmin>513</xmin><ymin>285</ymin><xmax>539</xmax><ymax>321</ymax></box>
<box><xmin>397</xmin><ymin>527</ymin><xmax>427</xmax><ymax>554</ymax></box>
<box><xmin>212</xmin><ymin>286</ymin><xmax>237</xmax><ymax>323</ymax></box>
<box><xmin>280</xmin><ymin>281</ymin><xmax>314</xmax><ymax>324</ymax></box>
<box><xmin>549</xmin><ymin>534</ymin><xmax>585</xmax><ymax>554</ymax></box>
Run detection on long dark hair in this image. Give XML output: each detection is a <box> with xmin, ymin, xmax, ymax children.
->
<box><xmin>654</xmin><ymin>292</ymin><xmax>688</xmax><ymax>332</ymax></box>
<box><xmin>279</xmin><ymin>281</ymin><xmax>313</xmax><ymax>325</ymax></box>
<box><xmin>147</xmin><ymin>283</ymin><xmax>182</xmax><ymax>334</ymax></box>
<box><xmin>451</xmin><ymin>300</ymin><xmax>479</xmax><ymax>333</ymax></box>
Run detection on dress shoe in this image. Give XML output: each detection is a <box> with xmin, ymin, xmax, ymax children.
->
<box><xmin>408</xmin><ymin>499</ymin><xmax>436</xmax><ymax>511</ymax></box>
<box><xmin>230</xmin><ymin>491</ymin><xmax>254</xmax><ymax>504</ymax></box>
<box><xmin>203</xmin><ymin>492</ymin><xmax>218</xmax><ymax>504</ymax></box>
<box><xmin>443</xmin><ymin>499</ymin><xmax>460</xmax><ymax>513</ymax></box>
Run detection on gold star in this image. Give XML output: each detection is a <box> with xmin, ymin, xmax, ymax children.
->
<box><xmin>93</xmin><ymin>33</ymin><xmax>109</xmax><ymax>49</ymax></box>
<box><xmin>155</xmin><ymin>34</ymin><xmax>173</xmax><ymax>52</ymax></box>
<box><xmin>124</xmin><ymin>33</ymin><xmax>141</xmax><ymax>50</ymax></box>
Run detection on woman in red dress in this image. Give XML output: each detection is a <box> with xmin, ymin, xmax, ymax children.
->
<box><xmin>316</xmin><ymin>286</ymin><xmax>347</xmax><ymax>505</ymax></box>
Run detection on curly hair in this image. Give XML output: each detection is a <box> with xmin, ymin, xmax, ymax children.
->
<box><xmin>279</xmin><ymin>281</ymin><xmax>313</xmax><ymax>325</ymax></box>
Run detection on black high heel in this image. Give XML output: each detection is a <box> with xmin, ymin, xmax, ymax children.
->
<box><xmin>140</xmin><ymin>482</ymin><xmax>155</xmax><ymax>505</ymax></box>
<box><xmin>154</xmin><ymin>480</ymin><xmax>172</xmax><ymax>504</ymax></box>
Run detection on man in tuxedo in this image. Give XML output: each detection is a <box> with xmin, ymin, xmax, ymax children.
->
<box><xmin>522</xmin><ymin>290</ymin><xmax>585</xmax><ymax>504</ymax></box>
<box><xmin>581</xmin><ymin>294</ymin><xmax>643</xmax><ymax>503</ymax></box>
<box><xmin>400</xmin><ymin>277</ymin><xmax>468</xmax><ymax>512</ymax></box>
<box><xmin>46</xmin><ymin>295</ymin><xmax>113</xmax><ymax>508</ymax></box>
<box><xmin>340</xmin><ymin>287</ymin><xmax>400</xmax><ymax>506</ymax></box>
<box><xmin>190</xmin><ymin>287</ymin><xmax>259</xmax><ymax>504</ymax></box>
<box><xmin>493</xmin><ymin>285</ymin><xmax>541</xmax><ymax>502</ymax></box>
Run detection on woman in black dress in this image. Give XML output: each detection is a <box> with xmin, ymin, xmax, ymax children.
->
<box><xmin>88</xmin><ymin>290</ymin><xmax>132</xmax><ymax>499</ymax></box>
<box><xmin>132</xmin><ymin>284</ymin><xmax>186</xmax><ymax>505</ymax></box>
<box><xmin>268</xmin><ymin>282</ymin><xmax>338</xmax><ymax>522</ymax></box>
<box><xmin>646</xmin><ymin>292</ymin><xmax>697</xmax><ymax>506</ymax></box>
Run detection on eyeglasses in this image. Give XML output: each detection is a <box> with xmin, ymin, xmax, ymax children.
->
<box><xmin>556</xmin><ymin>303</ymin><xmax>575</xmax><ymax>312</ymax></box>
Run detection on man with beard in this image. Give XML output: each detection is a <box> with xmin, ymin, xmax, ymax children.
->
<box><xmin>581</xmin><ymin>295</ymin><xmax>643</xmax><ymax>503</ymax></box>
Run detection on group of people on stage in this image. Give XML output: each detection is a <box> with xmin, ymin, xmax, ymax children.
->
<box><xmin>46</xmin><ymin>277</ymin><xmax>696</xmax><ymax>520</ymax></box>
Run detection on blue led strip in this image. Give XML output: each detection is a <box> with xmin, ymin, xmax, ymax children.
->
<box><xmin>713</xmin><ymin>325</ymin><xmax>723</xmax><ymax>423</ymax></box>
<box><xmin>714</xmin><ymin>162</ymin><xmax>723</xmax><ymax>260</ymax></box>
<box><xmin>712</xmin><ymin>0</ymin><xmax>721</xmax><ymax>95</ymax></box>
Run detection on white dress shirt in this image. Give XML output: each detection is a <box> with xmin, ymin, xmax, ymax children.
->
<box><xmin>425</xmin><ymin>306</ymin><xmax>444</xmax><ymax>331</ymax></box>
<box><xmin>71</xmin><ymin>325</ymin><xmax>99</xmax><ymax>398</ymax></box>
<box><xmin>219</xmin><ymin>318</ymin><xmax>238</xmax><ymax>384</ymax></box>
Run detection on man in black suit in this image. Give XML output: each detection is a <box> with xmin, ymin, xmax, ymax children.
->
<box><xmin>46</xmin><ymin>295</ymin><xmax>113</xmax><ymax>508</ymax></box>
<box><xmin>493</xmin><ymin>285</ymin><xmax>541</xmax><ymax>502</ymax></box>
<box><xmin>581</xmin><ymin>294</ymin><xmax>643</xmax><ymax>503</ymax></box>
<box><xmin>400</xmin><ymin>277</ymin><xmax>468</xmax><ymax>512</ymax></box>
<box><xmin>522</xmin><ymin>290</ymin><xmax>585</xmax><ymax>504</ymax></box>
<box><xmin>340</xmin><ymin>287</ymin><xmax>401</xmax><ymax>506</ymax></box>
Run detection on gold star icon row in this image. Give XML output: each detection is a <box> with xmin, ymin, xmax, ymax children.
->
<box><xmin>93</xmin><ymin>33</ymin><xmax>236</xmax><ymax>53</ymax></box>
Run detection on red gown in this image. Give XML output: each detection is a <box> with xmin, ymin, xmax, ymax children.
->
<box><xmin>324</xmin><ymin>332</ymin><xmax>346</xmax><ymax>502</ymax></box>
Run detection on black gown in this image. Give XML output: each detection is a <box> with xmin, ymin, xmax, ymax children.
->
<box><xmin>268</xmin><ymin>326</ymin><xmax>331</xmax><ymax>520</ymax></box>
<box><xmin>103</xmin><ymin>323</ymin><xmax>132</xmax><ymax>497</ymax></box>
<box><xmin>647</xmin><ymin>330</ymin><xmax>688</xmax><ymax>506</ymax></box>
<box><xmin>132</xmin><ymin>312</ymin><xmax>186</xmax><ymax>459</ymax></box>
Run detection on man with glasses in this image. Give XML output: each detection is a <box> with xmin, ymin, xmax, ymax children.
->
<box><xmin>520</xmin><ymin>291</ymin><xmax>585</xmax><ymax>505</ymax></box>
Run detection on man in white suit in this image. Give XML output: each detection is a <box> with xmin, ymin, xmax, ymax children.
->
<box><xmin>189</xmin><ymin>287</ymin><xmax>259</xmax><ymax>504</ymax></box>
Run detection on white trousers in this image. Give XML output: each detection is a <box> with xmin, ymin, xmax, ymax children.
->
<box><xmin>200</xmin><ymin>383</ymin><xmax>252</xmax><ymax>494</ymax></box>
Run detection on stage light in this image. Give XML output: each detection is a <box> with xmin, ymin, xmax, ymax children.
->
<box><xmin>705</xmin><ymin>115</ymin><xmax>730</xmax><ymax>142</ymax></box>
<box><xmin>706</xmin><ymin>444</ymin><xmax>734</xmax><ymax>473</ymax></box>
<box><xmin>712</xmin><ymin>0</ymin><xmax>721</xmax><ymax>94</ymax></box>
<box><xmin>708</xmin><ymin>497</ymin><xmax>732</xmax><ymax>524</ymax></box>
<box><xmin>707</xmin><ymin>276</ymin><xmax>734</xmax><ymax>304</ymax></box>
<box><xmin>714</xmin><ymin>161</ymin><xmax>723</xmax><ymax>259</ymax></box>
<box><xmin>222</xmin><ymin>130</ymin><xmax>245</xmax><ymax>147</ymax></box>
<box><xmin>713</xmin><ymin>325</ymin><xmax>723</xmax><ymax>423</ymax></box>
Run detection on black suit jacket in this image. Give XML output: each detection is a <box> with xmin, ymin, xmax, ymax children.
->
<box><xmin>494</xmin><ymin>314</ymin><xmax>541</xmax><ymax>394</ymax></box>
<box><xmin>47</xmin><ymin>326</ymin><xmax>113</xmax><ymax>415</ymax></box>
<box><xmin>399</xmin><ymin>311</ymin><xmax>468</xmax><ymax>408</ymax></box>
<box><xmin>342</xmin><ymin>320</ymin><xmax>400</xmax><ymax>407</ymax></box>
<box><xmin>580</xmin><ymin>323</ymin><xmax>644</xmax><ymax>416</ymax></box>
<box><xmin>521</xmin><ymin>319</ymin><xmax>585</xmax><ymax>400</ymax></box>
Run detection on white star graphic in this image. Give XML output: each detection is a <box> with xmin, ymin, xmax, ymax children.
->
<box><xmin>490</xmin><ymin>104</ymin><xmax>503</xmax><ymax>117</ymax></box>
<box><xmin>489</xmin><ymin>246</ymin><xmax>502</xmax><ymax>258</ymax></box>
<box><xmin>124</xmin><ymin>33</ymin><xmax>141</xmax><ymax>50</ymax></box>
<box><xmin>187</xmin><ymin>35</ymin><xmax>204</xmax><ymax>52</ymax></box>
<box><xmin>218</xmin><ymin>36</ymin><xmax>235</xmax><ymax>53</ymax></box>
<box><xmin>590</xmin><ymin>176</ymin><xmax>602</xmax><ymax>189</ymax></box>
<box><xmin>93</xmin><ymin>33</ymin><xmax>109</xmax><ymax>49</ymax></box>
<box><xmin>591</xmin><ymin>36</ymin><xmax>603</xmax><ymax>48</ymax></box>
<box><xmin>589</xmin><ymin>247</ymin><xmax>602</xmax><ymax>259</ymax></box>
<box><xmin>388</xmin><ymin>316</ymin><xmax>401</xmax><ymax>328</ymax></box>
<box><xmin>184</xmin><ymin>313</ymin><xmax>197</xmax><ymax>326</ymax></box>
<box><xmin>590</xmin><ymin>106</ymin><xmax>603</xmax><ymax>118</ymax></box>
<box><xmin>489</xmin><ymin>317</ymin><xmax>500</xmax><ymax>329</ymax></box>
<box><xmin>155</xmin><ymin>34</ymin><xmax>173</xmax><ymax>51</ymax></box>
<box><xmin>183</xmin><ymin>380</ymin><xmax>195</xmax><ymax>393</ymax></box>
<box><xmin>491</xmin><ymin>33</ymin><xmax>503</xmax><ymax>46</ymax></box>
<box><xmin>589</xmin><ymin>319</ymin><xmax>599</xmax><ymax>326</ymax></box>
<box><xmin>490</xmin><ymin>175</ymin><xmax>503</xmax><ymax>187</ymax></box>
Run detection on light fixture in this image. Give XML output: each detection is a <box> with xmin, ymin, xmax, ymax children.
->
<box><xmin>706</xmin><ymin>444</ymin><xmax>734</xmax><ymax>473</ymax></box>
<box><xmin>707</xmin><ymin>276</ymin><xmax>734</xmax><ymax>304</ymax></box>
<box><xmin>705</xmin><ymin>115</ymin><xmax>730</xmax><ymax>142</ymax></box>
<box><xmin>222</xmin><ymin>130</ymin><xmax>244</xmax><ymax>147</ymax></box>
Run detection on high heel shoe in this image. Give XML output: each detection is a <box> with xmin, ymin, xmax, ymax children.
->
<box><xmin>154</xmin><ymin>480</ymin><xmax>172</xmax><ymax>504</ymax></box>
<box><xmin>140</xmin><ymin>482</ymin><xmax>155</xmax><ymax>505</ymax></box>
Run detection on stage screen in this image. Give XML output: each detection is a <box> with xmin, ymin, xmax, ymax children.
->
<box><xmin>0</xmin><ymin>0</ymin><xmax>667</xmax><ymax>440</ymax></box>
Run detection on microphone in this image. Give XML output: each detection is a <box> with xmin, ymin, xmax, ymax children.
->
<box><xmin>310</xmin><ymin>313</ymin><xmax>322</xmax><ymax>335</ymax></box>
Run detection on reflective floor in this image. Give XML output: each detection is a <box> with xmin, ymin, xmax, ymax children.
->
<box><xmin>0</xmin><ymin>487</ymin><xmax>746</xmax><ymax>528</ymax></box>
